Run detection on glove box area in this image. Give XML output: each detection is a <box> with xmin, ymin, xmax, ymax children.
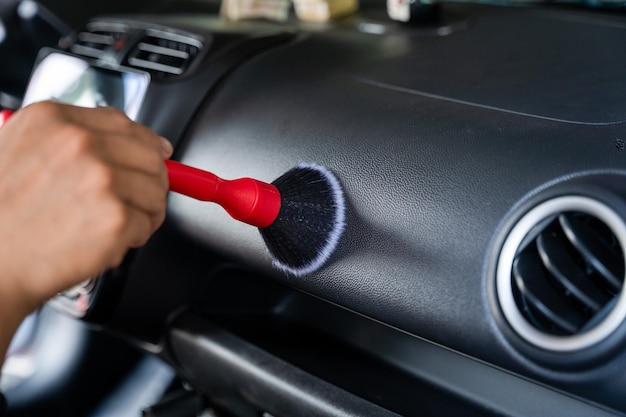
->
<box><xmin>163</xmin><ymin>267</ymin><xmax>615</xmax><ymax>417</ymax></box>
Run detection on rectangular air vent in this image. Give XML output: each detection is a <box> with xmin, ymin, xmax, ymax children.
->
<box><xmin>70</xmin><ymin>22</ymin><xmax>129</xmax><ymax>59</ymax></box>
<box><xmin>127</xmin><ymin>29</ymin><xmax>202</xmax><ymax>78</ymax></box>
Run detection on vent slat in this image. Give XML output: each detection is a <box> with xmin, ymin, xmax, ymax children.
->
<box><xmin>509</xmin><ymin>210</ymin><xmax>624</xmax><ymax>339</ymax></box>
<box><xmin>70</xmin><ymin>44</ymin><xmax>107</xmax><ymax>59</ymax></box>
<box><xmin>537</xmin><ymin>231</ymin><xmax>610</xmax><ymax>312</ymax></box>
<box><xmin>137</xmin><ymin>42</ymin><xmax>189</xmax><ymax>58</ymax></box>
<box><xmin>128</xmin><ymin>57</ymin><xmax>184</xmax><ymax>75</ymax></box>
<box><xmin>77</xmin><ymin>32</ymin><xmax>115</xmax><ymax>45</ymax></box>
<box><xmin>559</xmin><ymin>214</ymin><xmax>624</xmax><ymax>292</ymax></box>
<box><xmin>513</xmin><ymin>253</ymin><xmax>586</xmax><ymax>334</ymax></box>
<box><xmin>126</xmin><ymin>33</ymin><xmax>201</xmax><ymax>78</ymax></box>
<box><xmin>70</xmin><ymin>24</ymin><xmax>128</xmax><ymax>60</ymax></box>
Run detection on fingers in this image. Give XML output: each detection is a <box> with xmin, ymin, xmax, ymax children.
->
<box><xmin>64</xmin><ymin>195</ymin><xmax>155</xmax><ymax>275</ymax></box>
<box><xmin>109</xmin><ymin>167</ymin><xmax>168</xmax><ymax>232</ymax></box>
<box><xmin>18</xmin><ymin>101</ymin><xmax>173</xmax><ymax>160</ymax></box>
<box><xmin>15</xmin><ymin>101</ymin><xmax>170</xmax><ymax>185</ymax></box>
<box><xmin>68</xmin><ymin>106</ymin><xmax>174</xmax><ymax>159</ymax></box>
<box><xmin>64</xmin><ymin>105</ymin><xmax>174</xmax><ymax>158</ymax></box>
<box><xmin>16</xmin><ymin>101</ymin><xmax>171</xmax><ymax>256</ymax></box>
<box><xmin>95</xmin><ymin>129</ymin><xmax>171</xmax><ymax>177</ymax></box>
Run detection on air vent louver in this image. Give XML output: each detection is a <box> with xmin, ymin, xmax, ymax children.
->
<box><xmin>513</xmin><ymin>212</ymin><xmax>621</xmax><ymax>335</ymax></box>
<box><xmin>70</xmin><ymin>22</ymin><xmax>129</xmax><ymax>59</ymax></box>
<box><xmin>127</xmin><ymin>30</ymin><xmax>202</xmax><ymax>78</ymax></box>
<box><xmin>496</xmin><ymin>196</ymin><xmax>626</xmax><ymax>352</ymax></box>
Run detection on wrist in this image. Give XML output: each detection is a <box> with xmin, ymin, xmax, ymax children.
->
<box><xmin>0</xmin><ymin>275</ymin><xmax>35</xmax><ymax>364</ymax></box>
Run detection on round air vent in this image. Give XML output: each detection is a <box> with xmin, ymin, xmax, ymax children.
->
<box><xmin>496</xmin><ymin>196</ymin><xmax>626</xmax><ymax>352</ymax></box>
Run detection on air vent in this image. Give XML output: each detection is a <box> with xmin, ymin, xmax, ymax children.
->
<box><xmin>496</xmin><ymin>196</ymin><xmax>626</xmax><ymax>352</ymax></box>
<box><xmin>126</xmin><ymin>29</ymin><xmax>202</xmax><ymax>78</ymax></box>
<box><xmin>70</xmin><ymin>22</ymin><xmax>129</xmax><ymax>59</ymax></box>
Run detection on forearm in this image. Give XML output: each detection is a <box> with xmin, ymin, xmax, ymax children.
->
<box><xmin>0</xmin><ymin>280</ymin><xmax>32</xmax><ymax>365</ymax></box>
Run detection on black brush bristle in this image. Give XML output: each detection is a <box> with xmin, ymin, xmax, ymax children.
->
<box><xmin>259</xmin><ymin>163</ymin><xmax>346</xmax><ymax>276</ymax></box>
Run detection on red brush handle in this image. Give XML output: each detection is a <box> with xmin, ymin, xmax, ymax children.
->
<box><xmin>0</xmin><ymin>111</ymin><xmax>280</xmax><ymax>228</ymax></box>
<box><xmin>165</xmin><ymin>160</ymin><xmax>281</xmax><ymax>228</ymax></box>
<box><xmin>0</xmin><ymin>110</ymin><xmax>13</xmax><ymax>127</ymax></box>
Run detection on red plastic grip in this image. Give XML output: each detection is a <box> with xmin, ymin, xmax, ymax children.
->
<box><xmin>0</xmin><ymin>110</ymin><xmax>14</xmax><ymax>128</ymax></box>
<box><xmin>165</xmin><ymin>160</ymin><xmax>281</xmax><ymax>228</ymax></box>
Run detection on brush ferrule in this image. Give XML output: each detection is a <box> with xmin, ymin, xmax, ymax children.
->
<box><xmin>217</xmin><ymin>178</ymin><xmax>281</xmax><ymax>228</ymax></box>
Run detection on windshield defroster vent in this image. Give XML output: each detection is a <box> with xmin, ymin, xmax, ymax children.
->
<box><xmin>496</xmin><ymin>196</ymin><xmax>626</xmax><ymax>352</ymax></box>
<box><xmin>127</xmin><ymin>30</ymin><xmax>203</xmax><ymax>79</ymax></box>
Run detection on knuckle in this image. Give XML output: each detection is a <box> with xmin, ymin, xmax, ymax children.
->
<box><xmin>88</xmin><ymin>161</ymin><xmax>115</xmax><ymax>191</ymax></box>
<box><xmin>132</xmin><ymin>233</ymin><xmax>150</xmax><ymax>248</ymax></box>
<box><xmin>157</xmin><ymin>190</ymin><xmax>168</xmax><ymax>208</ymax></box>
<box><xmin>151</xmin><ymin>210</ymin><xmax>167</xmax><ymax>232</ymax></box>
<box><xmin>107</xmin><ymin>250</ymin><xmax>127</xmax><ymax>270</ymax></box>
<box><xmin>57</xmin><ymin>125</ymin><xmax>94</xmax><ymax>158</ymax></box>
<box><xmin>104</xmin><ymin>107</ymin><xmax>133</xmax><ymax>129</ymax></box>
<box><xmin>102</xmin><ymin>199</ymin><xmax>129</xmax><ymax>239</ymax></box>
<box><xmin>147</xmin><ymin>197</ymin><xmax>167</xmax><ymax>225</ymax></box>
<box><xmin>22</xmin><ymin>101</ymin><xmax>64</xmax><ymax>126</ymax></box>
<box><xmin>27</xmin><ymin>101</ymin><xmax>62</xmax><ymax>118</ymax></box>
<box><xmin>148</xmin><ymin>181</ymin><xmax>169</xmax><ymax>210</ymax></box>
<box><xmin>113</xmin><ymin>252</ymin><xmax>127</xmax><ymax>267</ymax></box>
<box><xmin>145</xmin><ymin>150</ymin><xmax>166</xmax><ymax>174</ymax></box>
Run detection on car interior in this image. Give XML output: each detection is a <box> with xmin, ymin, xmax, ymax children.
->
<box><xmin>2</xmin><ymin>0</ymin><xmax>626</xmax><ymax>415</ymax></box>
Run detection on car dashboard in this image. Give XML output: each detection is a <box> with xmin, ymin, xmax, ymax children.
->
<box><xmin>2</xmin><ymin>1</ymin><xmax>626</xmax><ymax>416</ymax></box>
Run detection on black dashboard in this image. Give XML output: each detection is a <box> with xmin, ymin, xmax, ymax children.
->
<box><xmin>3</xmin><ymin>1</ymin><xmax>626</xmax><ymax>416</ymax></box>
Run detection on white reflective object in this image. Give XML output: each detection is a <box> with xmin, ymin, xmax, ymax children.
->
<box><xmin>17</xmin><ymin>0</ymin><xmax>38</xmax><ymax>19</ymax></box>
<box><xmin>387</xmin><ymin>0</ymin><xmax>410</xmax><ymax>22</ymax></box>
<box><xmin>22</xmin><ymin>52</ymin><xmax>150</xmax><ymax>121</ymax></box>
<box><xmin>0</xmin><ymin>20</ymin><xmax>6</xmax><ymax>45</ymax></box>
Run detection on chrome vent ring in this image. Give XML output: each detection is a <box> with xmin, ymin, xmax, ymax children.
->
<box><xmin>496</xmin><ymin>196</ymin><xmax>626</xmax><ymax>352</ymax></box>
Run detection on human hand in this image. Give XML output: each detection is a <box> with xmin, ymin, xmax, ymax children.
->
<box><xmin>0</xmin><ymin>101</ymin><xmax>172</xmax><ymax>320</ymax></box>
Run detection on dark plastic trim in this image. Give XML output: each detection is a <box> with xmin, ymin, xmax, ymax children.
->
<box><xmin>168</xmin><ymin>313</ymin><xmax>402</xmax><ymax>417</ymax></box>
<box><xmin>167</xmin><ymin>311</ymin><xmax>621</xmax><ymax>417</ymax></box>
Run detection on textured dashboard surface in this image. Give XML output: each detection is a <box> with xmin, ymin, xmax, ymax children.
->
<box><xmin>73</xmin><ymin>4</ymin><xmax>626</xmax><ymax>415</ymax></box>
<box><xmin>161</xmin><ymin>5</ymin><xmax>626</xmax><ymax>411</ymax></box>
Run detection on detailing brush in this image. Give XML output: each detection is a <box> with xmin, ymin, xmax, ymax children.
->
<box><xmin>166</xmin><ymin>160</ymin><xmax>346</xmax><ymax>276</ymax></box>
<box><xmin>0</xmin><ymin>113</ymin><xmax>346</xmax><ymax>275</ymax></box>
